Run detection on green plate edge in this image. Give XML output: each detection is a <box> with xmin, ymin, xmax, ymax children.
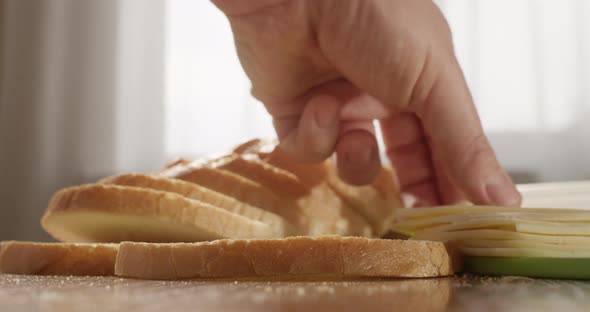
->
<box><xmin>464</xmin><ymin>256</ymin><xmax>590</xmax><ymax>280</ymax></box>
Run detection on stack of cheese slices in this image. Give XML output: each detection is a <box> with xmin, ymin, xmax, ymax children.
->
<box><xmin>0</xmin><ymin>139</ymin><xmax>460</xmax><ymax>280</ymax></box>
<box><xmin>392</xmin><ymin>205</ymin><xmax>590</xmax><ymax>279</ymax></box>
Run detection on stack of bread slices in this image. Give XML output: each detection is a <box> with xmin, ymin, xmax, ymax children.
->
<box><xmin>0</xmin><ymin>139</ymin><xmax>459</xmax><ymax>280</ymax></box>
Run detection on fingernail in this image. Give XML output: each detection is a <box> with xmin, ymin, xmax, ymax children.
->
<box><xmin>314</xmin><ymin>103</ymin><xmax>339</xmax><ymax>129</ymax></box>
<box><xmin>344</xmin><ymin>142</ymin><xmax>374</xmax><ymax>167</ymax></box>
<box><xmin>339</xmin><ymin>145</ymin><xmax>376</xmax><ymax>185</ymax></box>
<box><xmin>484</xmin><ymin>173</ymin><xmax>522</xmax><ymax>207</ymax></box>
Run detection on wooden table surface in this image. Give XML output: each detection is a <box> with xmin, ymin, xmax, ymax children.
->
<box><xmin>3</xmin><ymin>274</ymin><xmax>590</xmax><ymax>312</ymax></box>
<box><xmin>1</xmin><ymin>181</ymin><xmax>590</xmax><ymax>312</ymax></box>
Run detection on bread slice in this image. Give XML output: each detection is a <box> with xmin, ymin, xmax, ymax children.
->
<box><xmin>159</xmin><ymin>165</ymin><xmax>308</xmax><ymax>231</ymax></box>
<box><xmin>206</xmin><ymin>153</ymin><xmax>372</xmax><ymax>237</ymax></box>
<box><xmin>160</xmin><ymin>153</ymin><xmax>309</xmax><ymax>199</ymax></box>
<box><xmin>297</xmin><ymin>183</ymin><xmax>373</xmax><ymax>237</ymax></box>
<box><xmin>162</xmin><ymin>159</ymin><xmax>372</xmax><ymax>237</ymax></box>
<box><xmin>100</xmin><ymin>174</ymin><xmax>293</xmax><ymax>236</ymax></box>
<box><xmin>41</xmin><ymin>184</ymin><xmax>280</xmax><ymax>243</ymax></box>
<box><xmin>326</xmin><ymin>164</ymin><xmax>404</xmax><ymax>237</ymax></box>
<box><xmin>233</xmin><ymin>138</ymin><xmax>272</xmax><ymax>155</ymax></box>
<box><xmin>234</xmin><ymin>139</ymin><xmax>374</xmax><ymax>237</ymax></box>
<box><xmin>115</xmin><ymin>236</ymin><xmax>459</xmax><ymax>280</ymax></box>
<box><xmin>233</xmin><ymin>138</ymin><xmax>327</xmax><ymax>186</ymax></box>
<box><xmin>161</xmin><ymin>158</ymin><xmax>191</xmax><ymax>169</ymax></box>
<box><xmin>210</xmin><ymin>153</ymin><xmax>309</xmax><ymax>198</ymax></box>
<box><xmin>160</xmin><ymin>162</ymin><xmax>287</xmax><ymax>212</ymax></box>
<box><xmin>0</xmin><ymin>241</ymin><xmax>117</xmax><ymax>276</ymax></box>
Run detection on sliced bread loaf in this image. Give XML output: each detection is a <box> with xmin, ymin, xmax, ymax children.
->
<box><xmin>41</xmin><ymin>184</ymin><xmax>279</xmax><ymax>243</ymax></box>
<box><xmin>162</xmin><ymin>158</ymin><xmax>372</xmax><ymax>237</ymax></box>
<box><xmin>100</xmin><ymin>174</ymin><xmax>293</xmax><ymax>236</ymax></box>
<box><xmin>159</xmin><ymin>165</ymin><xmax>309</xmax><ymax>232</ymax></box>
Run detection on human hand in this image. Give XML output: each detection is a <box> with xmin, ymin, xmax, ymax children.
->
<box><xmin>212</xmin><ymin>0</ymin><xmax>522</xmax><ymax>207</ymax></box>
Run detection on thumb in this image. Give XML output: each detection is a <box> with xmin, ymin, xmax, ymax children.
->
<box><xmin>416</xmin><ymin>61</ymin><xmax>521</xmax><ymax>206</ymax></box>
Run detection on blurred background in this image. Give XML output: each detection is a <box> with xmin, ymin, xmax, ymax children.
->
<box><xmin>0</xmin><ymin>0</ymin><xmax>589</xmax><ymax>241</ymax></box>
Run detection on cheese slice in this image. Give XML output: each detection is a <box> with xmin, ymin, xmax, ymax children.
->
<box><xmin>461</xmin><ymin>239</ymin><xmax>590</xmax><ymax>251</ymax></box>
<box><xmin>413</xmin><ymin>217</ymin><xmax>590</xmax><ymax>237</ymax></box>
<box><xmin>399</xmin><ymin>205</ymin><xmax>590</xmax><ymax>261</ymax></box>
<box><xmin>515</xmin><ymin>222</ymin><xmax>590</xmax><ymax>236</ymax></box>
<box><xmin>460</xmin><ymin>246</ymin><xmax>590</xmax><ymax>258</ymax></box>
<box><xmin>394</xmin><ymin>205</ymin><xmax>585</xmax><ymax>221</ymax></box>
<box><xmin>413</xmin><ymin>229</ymin><xmax>590</xmax><ymax>245</ymax></box>
<box><xmin>394</xmin><ymin>211</ymin><xmax>590</xmax><ymax>232</ymax></box>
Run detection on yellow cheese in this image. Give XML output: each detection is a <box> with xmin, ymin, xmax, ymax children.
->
<box><xmin>460</xmin><ymin>246</ymin><xmax>590</xmax><ymax>258</ymax></box>
<box><xmin>515</xmin><ymin>222</ymin><xmax>590</xmax><ymax>236</ymax></box>
<box><xmin>413</xmin><ymin>217</ymin><xmax>590</xmax><ymax>237</ymax></box>
<box><xmin>396</xmin><ymin>205</ymin><xmax>590</xmax><ymax>258</ymax></box>
<box><xmin>462</xmin><ymin>239</ymin><xmax>590</xmax><ymax>251</ymax></box>
<box><xmin>394</xmin><ymin>212</ymin><xmax>590</xmax><ymax>232</ymax></box>
<box><xmin>411</xmin><ymin>218</ymin><xmax>518</xmax><ymax>235</ymax></box>
<box><xmin>395</xmin><ymin>204</ymin><xmax>585</xmax><ymax>221</ymax></box>
<box><xmin>394</xmin><ymin>204</ymin><xmax>512</xmax><ymax>220</ymax></box>
<box><xmin>413</xmin><ymin>229</ymin><xmax>590</xmax><ymax>245</ymax></box>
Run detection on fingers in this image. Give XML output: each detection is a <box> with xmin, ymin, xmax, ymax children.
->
<box><xmin>335</xmin><ymin>122</ymin><xmax>381</xmax><ymax>185</ymax></box>
<box><xmin>388</xmin><ymin>141</ymin><xmax>432</xmax><ymax>188</ymax></box>
<box><xmin>403</xmin><ymin>182</ymin><xmax>440</xmax><ymax>208</ymax></box>
<box><xmin>340</xmin><ymin>94</ymin><xmax>388</xmax><ymax>120</ymax></box>
<box><xmin>276</xmin><ymin>98</ymin><xmax>382</xmax><ymax>185</ymax></box>
<box><xmin>275</xmin><ymin>94</ymin><xmax>341</xmax><ymax>163</ymax></box>
<box><xmin>273</xmin><ymin>80</ymin><xmax>383</xmax><ymax>185</ymax></box>
<box><xmin>381</xmin><ymin>114</ymin><xmax>440</xmax><ymax>206</ymax></box>
<box><xmin>380</xmin><ymin>113</ymin><xmax>424</xmax><ymax>148</ymax></box>
<box><xmin>414</xmin><ymin>61</ymin><xmax>521</xmax><ymax>206</ymax></box>
<box><xmin>431</xmin><ymin>148</ymin><xmax>466</xmax><ymax>204</ymax></box>
<box><xmin>381</xmin><ymin>113</ymin><xmax>468</xmax><ymax>206</ymax></box>
<box><xmin>381</xmin><ymin>114</ymin><xmax>431</xmax><ymax>190</ymax></box>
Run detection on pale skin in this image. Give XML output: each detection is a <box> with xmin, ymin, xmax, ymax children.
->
<box><xmin>212</xmin><ymin>0</ymin><xmax>522</xmax><ymax>207</ymax></box>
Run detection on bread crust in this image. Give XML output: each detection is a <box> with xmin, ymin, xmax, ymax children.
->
<box><xmin>211</xmin><ymin>153</ymin><xmax>309</xmax><ymax>198</ymax></box>
<box><xmin>115</xmin><ymin>236</ymin><xmax>458</xmax><ymax>280</ymax></box>
<box><xmin>160</xmin><ymin>165</ymin><xmax>299</xmax><ymax>218</ymax></box>
<box><xmin>233</xmin><ymin>138</ymin><xmax>327</xmax><ymax>186</ymax></box>
<box><xmin>0</xmin><ymin>241</ymin><xmax>117</xmax><ymax>276</ymax></box>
